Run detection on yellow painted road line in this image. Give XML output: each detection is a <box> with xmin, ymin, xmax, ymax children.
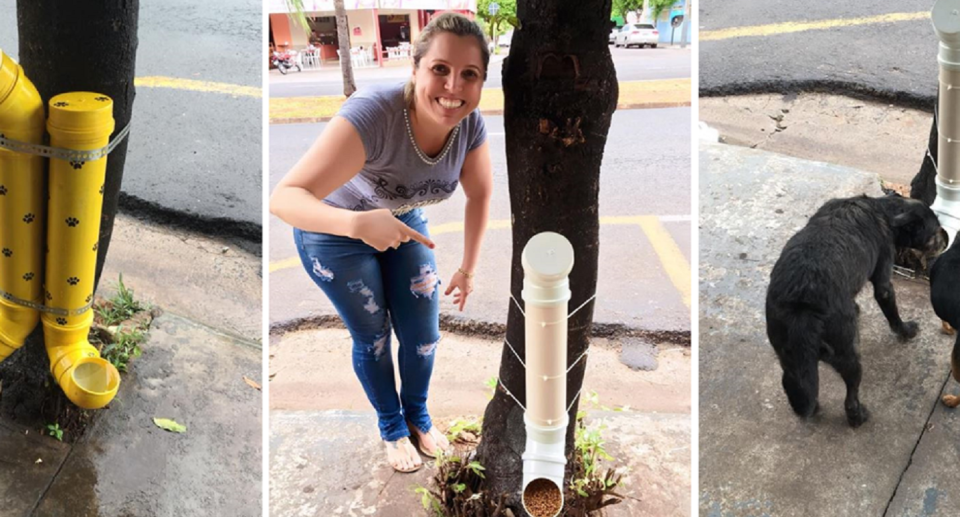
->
<box><xmin>701</xmin><ymin>11</ymin><xmax>928</xmax><ymax>42</ymax></box>
<box><xmin>637</xmin><ymin>216</ymin><xmax>691</xmax><ymax>308</ymax></box>
<box><xmin>270</xmin><ymin>256</ymin><xmax>302</xmax><ymax>273</ymax></box>
<box><xmin>271</xmin><ymin>216</ymin><xmax>692</xmax><ymax>309</ymax></box>
<box><xmin>135</xmin><ymin>76</ymin><xmax>262</xmax><ymax>98</ymax></box>
<box><xmin>269</xmin><ymin>78</ymin><xmax>691</xmax><ymax>123</ymax></box>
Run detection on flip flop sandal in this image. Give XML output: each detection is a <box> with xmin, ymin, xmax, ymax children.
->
<box><xmin>384</xmin><ymin>437</ymin><xmax>422</xmax><ymax>473</ymax></box>
<box><xmin>407</xmin><ymin>423</ymin><xmax>450</xmax><ymax>459</ymax></box>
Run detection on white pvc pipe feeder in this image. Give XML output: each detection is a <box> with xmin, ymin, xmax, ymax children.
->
<box><xmin>931</xmin><ymin>0</ymin><xmax>960</xmax><ymax>245</ymax></box>
<box><xmin>520</xmin><ymin>232</ymin><xmax>575</xmax><ymax>517</ymax></box>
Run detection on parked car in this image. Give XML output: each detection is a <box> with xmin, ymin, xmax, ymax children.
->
<box><xmin>498</xmin><ymin>30</ymin><xmax>513</xmax><ymax>48</ymax></box>
<box><xmin>615</xmin><ymin>23</ymin><xmax>659</xmax><ymax>48</ymax></box>
<box><xmin>609</xmin><ymin>27</ymin><xmax>619</xmax><ymax>44</ymax></box>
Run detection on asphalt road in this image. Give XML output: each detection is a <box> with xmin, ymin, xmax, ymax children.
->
<box><xmin>700</xmin><ymin>0</ymin><xmax>944</xmax><ymax>105</ymax></box>
<box><xmin>0</xmin><ymin>0</ymin><xmax>262</xmax><ymax>236</ymax></box>
<box><xmin>269</xmin><ymin>46</ymin><xmax>692</xmax><ymax>98</ymax></box>
<box><xmin>269</xmin><ymin>108</ymin><xmax>692</xmax><ymax>333</ymax></box>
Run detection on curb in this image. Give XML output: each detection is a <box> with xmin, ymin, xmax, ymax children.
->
<box><xmin>700</xmin><ymin>79</ymin><xmax>937</xmax><ymax>111</ymax></box>
<box><xmin>118</xmin><ymin>193</ymin><xmax>263</xmax><ymax>250</ymax></box>
<box><xmin>269</xmin><ymin>313</ymin><xmax>692</xmax><ymax>346</ymax></box>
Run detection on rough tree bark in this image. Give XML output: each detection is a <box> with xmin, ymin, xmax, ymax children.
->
<box><xmin>335</xmin><ymin>0</ymin><xmax>357</xmax><ymax>97</ymax></box>
<box><xmin>1</xmin><ymin>1</ymin><xmax>139</xmax><ymax>421</ymax></box>
<box><xmin>910</xmin><ymin>102</ymin><xmax>940</xmax><ymax>206</ymax></box>
<box><xmin>476</xmin><ymin>0</ymin><xmax>618</xmax><ymax>508</ymax></box>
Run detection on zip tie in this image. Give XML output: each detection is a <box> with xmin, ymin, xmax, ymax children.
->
<box><xmin>0</xmin><ymin>288</ymin><xmax>93</xmax><ymax>317</ymax></box>
<box><xmin>495</xmin><ymin>377</ymin><xmax>526</xmax><ymax>412</ymax></box>
<box><xmin>0</xmin><ymin>121</ymin><xmax>132</xmax><ymax>163</ymax></box>
<box><xmin>566</xmin><ymin>349</ymin><xmax>589</xmax><ymax>374</ymax></box>
<box><xmin>510</xmin><ymin>293</ymin><xmax>525</xmax><ymax>317</ymax></box>
<box><xmin>567</xmin><ymin>385</ymin><xmax>585</xmax><ymax>413</ymax></box>
<box><xmin>928</xmin><ymin>149</ymin><xmax>941</xmax><ymax>177</ymax></box>
<box><xmin>567</xmin><ymin>293</ymin><xmax>597</xmax><ymax>319</ymax></box>
<box><xmin>504</xmin><ymin>338</ymin><xmax>527</xmax><ymax>369</ymax></box>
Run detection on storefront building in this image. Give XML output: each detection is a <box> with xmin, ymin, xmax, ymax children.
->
<box><xmin>268</xmin><ymin>0</ymin><xmax>477</xmax><ymax>67</ymax></box>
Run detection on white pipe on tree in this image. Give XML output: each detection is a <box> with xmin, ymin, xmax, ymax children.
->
<box><xmin>520</xmin><ymin>232</ymin><xmax>575</xmax><ymax>515</ymax></box>
<box><xmin>931</xmin><ymin>0</ymin><xmax>960</xmax><ymax>243</ymax></box>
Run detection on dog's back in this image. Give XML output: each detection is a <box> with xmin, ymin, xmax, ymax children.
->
<box><xmin>767</xmin><ymin>196</ymin><xmax>891</xmax><ymax>313</ymax></box>
<box><xmin>931</xmin><ymin>237</ymin><xmax>960</xmax><ymax>395</ymax></box>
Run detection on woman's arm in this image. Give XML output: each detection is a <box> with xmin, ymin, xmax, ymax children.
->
<box><xmin>459</xmin><ymin>140</ymin><xmax>493</xmax><ymax>273</ymax></box>
<box><xmin>269</xmin><ymin>116</ymin><xmax>434</xmax><ymax>250</ymax></box>
<box><xmin>445</xmin><ymin>140</ymin><xmax>493</xmax><ymax>310</ymax></box>
<box><xmin>269</xmin><ymin>116</ymin><xmax>366</xmax><ymax>236</ymax></box>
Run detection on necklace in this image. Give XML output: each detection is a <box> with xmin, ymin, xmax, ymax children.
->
<box><xmin>403</xmin><ymin>108</ymin><xmax>460</xmax><ymax>166</ymax></box>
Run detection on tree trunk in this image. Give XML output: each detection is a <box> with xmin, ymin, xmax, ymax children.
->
<box><xmin>681</xmin><ymin>0</ymin><xmax>691</xmax><ymax>48</ymax></box>
<box><xmin>1</xmin><ymin>1</ymin><xmax>139</xmax><ymax>422</ymax></box>
<box><xmin>335</xmin><ymin>0</ymin><xmax>357</xmax><ymax>97</ymax></box>
<box><xmin>477</xmin><ymin>0</ymin><xmax>617</xmax><ymax>509</ymax></box>
<box><xmin>17</xmin><ymin>0</ymin><xmax>139</xmax><ymax>292</ymax></box>
<box><xmin>910</xmin><ymin>102</ymin><xmax>939</xmax><ymax>206</ymax></box>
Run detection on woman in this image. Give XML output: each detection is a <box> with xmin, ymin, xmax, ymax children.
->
<box><xmin>270</xmin><ymin>13</ymin><xmax>493</xmax><ymax>473</ymax></box>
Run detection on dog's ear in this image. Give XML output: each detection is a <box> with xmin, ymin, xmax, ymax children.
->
<box><xmin>891</xmin><ymin>211</ymin><xmax>916</xmax><ymax>228</ymax></box>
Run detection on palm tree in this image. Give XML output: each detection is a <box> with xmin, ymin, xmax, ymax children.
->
<box><xmin>285</xmin><ymin>0</ymin><xmax>356</xmax><ymax>97</ymax></box>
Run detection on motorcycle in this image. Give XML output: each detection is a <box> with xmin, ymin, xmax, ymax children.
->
<box><xmin>272</xmin><ymin>50</ymin><xmax>301</xmax><ymax>75</ymax></box>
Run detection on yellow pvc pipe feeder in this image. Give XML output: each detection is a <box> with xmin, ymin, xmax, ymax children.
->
<box><xmin>42</xmin><ymin>92</ymin><xmax>120</xmax><ymax>409</ymax></box>
<box><xmin>0</xmin><ymin>50</ymin><xmax>45</xmax><ymax>361</ymax></box>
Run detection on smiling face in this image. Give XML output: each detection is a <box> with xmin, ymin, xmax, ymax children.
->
<box><xmin>411</xmin><ymin>32</ymin><xmax>485</xmax><ymax>129</ymax></box>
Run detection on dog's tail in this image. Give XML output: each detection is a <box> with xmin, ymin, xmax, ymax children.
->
<box><xmin>780</xmin><ymin>312</ymin><xmax>825</xmax><ymax>418</ymax></box>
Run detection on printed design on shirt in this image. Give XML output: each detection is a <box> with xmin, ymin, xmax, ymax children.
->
<box><xmin>374</xmin><ymin>178</ymin><xmax>459</xmax><ymax>201</ymax></box>
<box><xmin>391</xmin><ymin>198</ymin><xmax>445</xmax><ymax>216</ymax></box>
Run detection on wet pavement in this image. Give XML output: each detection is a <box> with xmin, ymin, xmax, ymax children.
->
<box><xmin>699</xmin><ymin>142</ymin><xmax>960</xmax><ymax>516</ymax></box>
<box><xmin>269</xmin><ymin>410</ymin><xmax>690</xmax><ymax>517</ymax></box>
<box><xmin>0</xmin><ymin>313</ymin><xmax>262</xmax><ymax>516</ymax></box>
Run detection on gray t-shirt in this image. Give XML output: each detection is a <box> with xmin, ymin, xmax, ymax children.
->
<box><xmin>324</xmin><ymin>82</ymin><xmax>487</xmax><ymax>215</ymax></box>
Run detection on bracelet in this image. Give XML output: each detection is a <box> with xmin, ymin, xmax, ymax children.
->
<box><xmin>457</xmin><ymin>267</ymin><xmax>475</xmax><ymax>279</ymax></box>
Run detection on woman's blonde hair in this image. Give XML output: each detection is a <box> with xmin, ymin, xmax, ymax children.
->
<box><xmin>403</xmin><ymin>12</ymin><xmax>490</xmax><ymax>107</ymax></box>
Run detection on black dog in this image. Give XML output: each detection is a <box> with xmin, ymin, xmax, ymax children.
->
<box><xmin>766</xmin><ymin>195</ymin><xmax>946</xmax><ymax>427</ymax></box>
<box><xmin>930</xmin><ymin>234</ymin><xmax>960</xmax><ymax>407</ymax></box>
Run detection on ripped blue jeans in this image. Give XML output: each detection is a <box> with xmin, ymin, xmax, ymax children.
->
<box><xmin>294</xmin><ymin>208</ymin><xmax>441</xmax><ymax>441</ymax></box>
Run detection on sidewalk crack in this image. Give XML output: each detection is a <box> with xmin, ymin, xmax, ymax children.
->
<box><xmin>881</xmin><ymin>368</ymin><xmax>952</xmax><ymax>516</ymax></box>
<box><xmin>29</xmin><ymin>442</ymin><xmax>75</xmax><ymax>516</ymax></box>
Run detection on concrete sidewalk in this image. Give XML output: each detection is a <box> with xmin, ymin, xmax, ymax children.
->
<box><xmin>270</xmin><ymin>410</ymin><xmax>690</xmax><ymax>517</ymax></box>
<box><xmin>268</xmin><ymin>325</ymin><xmax>691</xmax><ymax>516</ymax></box>
<box><xmin>699</xmin><ymin>142</ymin><xmax>960</xmax><ymax>516</ymax></box>
<box><xmin>0</xmin><ymin>313</ymin><xmax>263</xmax><ymax>516</ymax></box>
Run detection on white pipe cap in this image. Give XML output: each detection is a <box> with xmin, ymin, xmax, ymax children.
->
<box><xmin>522</xmin><ymin>232</ymin><xmax>575</xmax><ymax>305</ymax></box>
<box><xmin>934</xmin><ymin>0</ymin><xmax>960</xmax><ymax>47</ymax></box>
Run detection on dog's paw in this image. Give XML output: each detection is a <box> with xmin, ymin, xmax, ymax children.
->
<box><xmin>943</xmin><ymin>394</ymin><xmax>960</xmax><ymax>408</ymax></box>
<box><xmin>896</xmin><ymin>321</ymin><xmax>920</xmax><ymax>340</ymax></box>
<box><xmin>943</xmin><ymin>320</ymin><xmax>957</xmax><ymax>336</ymax></box>
<box><xmin>846</xmin><ymin>405</ymin><xmax>870</xmax><ymax>428</ymax></box>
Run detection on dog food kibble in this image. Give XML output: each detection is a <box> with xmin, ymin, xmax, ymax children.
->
<box><xmin>523</xmin><ymin>478</ymin><xmax>562</xmax><ymax>517</ymax></box>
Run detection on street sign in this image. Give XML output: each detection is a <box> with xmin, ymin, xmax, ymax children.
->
<box><xmin>489</xmin><ymin>2</ymin><xmax>499</xmax><ymax>16</ymax></box>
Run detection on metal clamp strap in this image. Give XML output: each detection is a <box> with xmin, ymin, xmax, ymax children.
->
<box><xmin>0</xmin><ymin>121</ymin><xmax>131</xmax><ymax>162</ymax></box>
<box><xmin>0</xmin><ymin>287</ymin><xmax>93</xmax><ymax>317</ymax></box>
